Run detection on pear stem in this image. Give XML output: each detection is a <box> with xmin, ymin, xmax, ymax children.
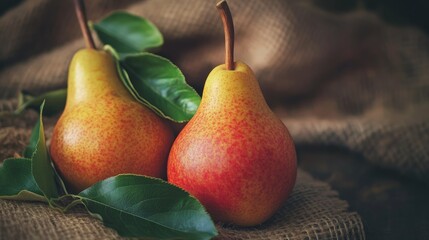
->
<box><xmin>73</xmin><ymin>0</ymin><xmax>95</xmax><ymax>49</ymax></box>
<box><xmin>216</xmin><ymin>0</ymin><xmax>235</xmax><ymax>70</ymax></box>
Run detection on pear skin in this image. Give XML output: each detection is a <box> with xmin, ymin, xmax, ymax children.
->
<box><xmin>50</xmin><ymin>49</ymin><xmax>174</xmax><ymax>193</ymax></box>
<box><xmin>167</xmin><ymin>62</ymin><xmax>297</xmax><ymax>226</ymax></box>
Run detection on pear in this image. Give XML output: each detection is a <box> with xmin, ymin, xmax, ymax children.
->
<box><xmin>50</xmin><ymin>1</ymin><xmax>174</xmax><ymax>193</ymax></box>
<box><xmin>167</xmin><ymin>1</ymin><xmax>297</xmax><ymax>226</ymax></box>
<box><xmin>50</xmin><ymin>49</ymin><xmax>174</xmax><ymax>193</ymax></box>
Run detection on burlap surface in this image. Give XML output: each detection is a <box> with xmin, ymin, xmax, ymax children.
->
<box><xmin>0</xmin><ymin>169</ymin><xmax>364</xmax><ymax>240</ymax></box>
<box><xmin>1</xmin><ymin>0</ymin><xmax>428</xmax><ymax>239</ymax></box>
<box><xmin>0</xmin><ymin>101</ymin><xmax>364</xmax><ymax>239</ymax></box>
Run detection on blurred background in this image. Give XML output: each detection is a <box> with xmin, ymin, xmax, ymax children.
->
<box><xmin>1</xmin><ymin>0</ymin><xmax>428</xmax><ymax>239</ymax></box>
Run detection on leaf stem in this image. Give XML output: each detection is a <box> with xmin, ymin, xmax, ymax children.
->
<box><xmin>216</xmin><ymin>0</ymin><xmax>235</xmax><ymax>70</ymax></box>
<box><xmin>73</xmin><ymin>0</ymin><xmax>95</xmax><ymax>49</ymax></box>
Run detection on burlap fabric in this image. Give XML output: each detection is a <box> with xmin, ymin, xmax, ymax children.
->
<box><xmin>0</xmin><ymin>169</ymin><xmax>364</xmax><ymax>240</ymax></box>
<box><xmin>1</xmin><ymin>0</ymin><xmax>428</xmax><ymax>239</ymax></box>
<box><xmin>0</xmin><ymin>159</ymin><xmax>364</xmax><ymax>240</ymax></box>
<box><xmin>1</xmin><ymin>0</ymin><xmax>428</xmax><ymax>181</ymax></box>
<box><xmin>0</xmin><ymin>99</ymin><xmax>364</xmax><ymax>239</ymax></box>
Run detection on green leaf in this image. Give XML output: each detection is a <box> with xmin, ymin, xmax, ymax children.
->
<box><xmin>23</xmin><ymin>120</ymin><xmax>40</xmax><ymax>158</ymax></box>
<box><xmin>92</xmin><ymin>11</ymin><xmax>163</xmax><ymax>55</ymax></box>
<box><xmin>122</xmin><ymin>53</ymin><xmax>201</xmax><ymax>122</ymax></box>
<box><xmin>0</xmin><ymin>158</ymin><xmax>46</xmax><ymax>202</ymax></box>
<box><xmin>78</xmin><ymin>174</ymin><xmax>218</xmax><ymax>239</ymax></box>
<box><xmin>14</xmin><ymin>89</ymin><xmax>67</xmax><ymax>116</ymax></box>
<box><xmin>31</xmin><ymin>101</ymin><xmax>64</xmax><ymax>199</ymax></box>
<box><xmin>103</xmin><ymin>46</ymin><xmax>201</xmax><ymax>123</ymax></box>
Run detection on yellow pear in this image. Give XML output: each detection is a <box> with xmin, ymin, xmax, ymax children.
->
<box><xmin>50</xmin><ymin>49</ymin><xmax>174</xmax><ymax>192</ymax></box>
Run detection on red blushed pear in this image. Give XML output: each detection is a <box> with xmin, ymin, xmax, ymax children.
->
<box><xmin>167</xmin><ymin>0</ymin><xmax>297</xmax><ymax>227</ymax></box>
<box><xmin>50</xmin><ymin>0</ymin><xmax>174</xmax><ymax>193</ymax></box>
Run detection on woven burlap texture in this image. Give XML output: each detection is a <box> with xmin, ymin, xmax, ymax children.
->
<box><xmin>1</xmin><ymin>0</ymin><xmax>428</xmax><ymax>182</ymax></box>
<box><xmin>1</xmin><ymin>0</ymin><xmax>428</xmax><ymax>239</ymax></box>
<box><xmin>0</xmin><ymin>104</ymin><xmax>364</xmax><ymax>240</ymax></box>
<box><xmin>0</xmin><ymin>169</ymin><xmax>364</xmax><ymax>240</ymax></box>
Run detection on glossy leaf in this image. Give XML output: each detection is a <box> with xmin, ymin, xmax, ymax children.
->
<box><xmin>122</xmin><ymin>53</ymin><xmax>201</xmax><ymax>122</ymax></box>
<box><xmin>0</xmin><ymin>158</ymin><xmax>46</xmax><ymax>202</ymax></box>
<box><xmin>103</xmin><ymin>46</ymin><xmax>201</xmax><ymax>122</ymax></box>
<box><xmin>92</xmin><ymin>12</ymin><xmax>163</xmax><ymax>55</ymax></box>
<box><xmin>15</xmin><ymin>89</ymin><xmax>66</xmax><ymax>116</ymax></box>
<box><xmin>31</xmin><ymin>101</ymin><xmax>61</xmax><ymax>199</ymax></box>
<box><xmin>78</xmin><ymin>174</ymin><xmax>217</xmax><ymax>239</ymax></box>
<box><xmin>23</xmin><ymin>120</ymin><xmax>40</xmax><ymax>158</ymax></box>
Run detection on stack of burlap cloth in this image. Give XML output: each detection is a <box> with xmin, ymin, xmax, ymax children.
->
<box><xmin>1</xmin><ymin>0</ymin><xmax>428</xmax><ymax>239</ymax></box>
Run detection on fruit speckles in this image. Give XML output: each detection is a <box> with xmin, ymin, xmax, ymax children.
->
<box><xmin>50</xmin><ymin>50</ymin><xmax>174</xmax><ymax>193</ymax></box>
<box><xmin>51</xmin><ymin>97</ymin><xmax>173</xmax><ymax>192</ymax></box>
<box><xmin>168</xmin><ymin>62</ymin><xmax>297</xmax><ymax>226</ymax></box>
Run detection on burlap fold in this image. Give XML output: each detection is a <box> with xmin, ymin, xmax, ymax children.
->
<box><xmin>2</xmin><ymin>0</ymin><xmax>428</xmax><ymax>239</ymax></box>
<box><xmin>1</xmin><ymin>0</ymin><xmax>428</xmax><ymax>183</ymax></box>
